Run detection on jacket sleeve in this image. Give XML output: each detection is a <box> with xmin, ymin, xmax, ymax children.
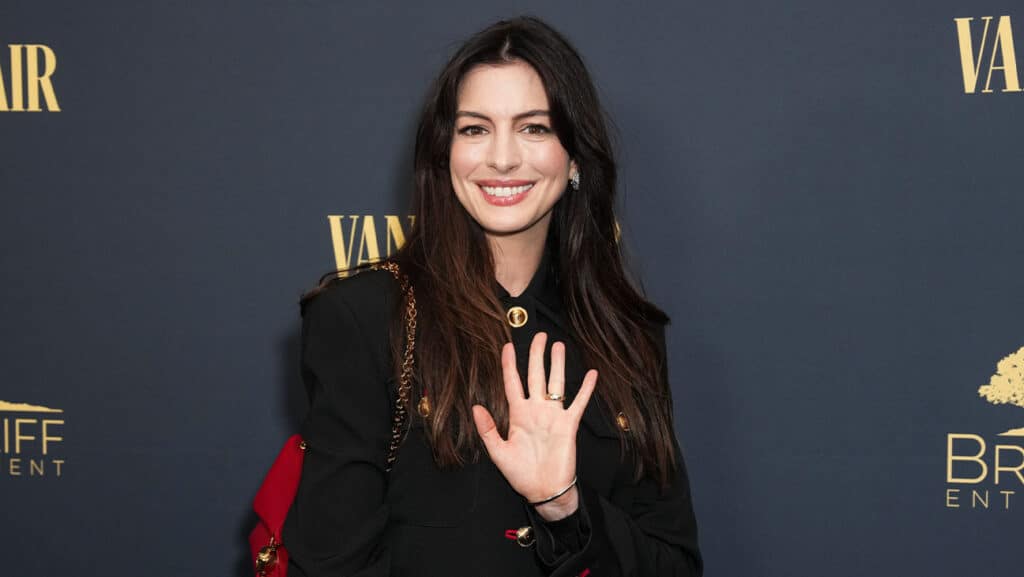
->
<box><xmin>281</xmin><ymin>282</ymin><xmax>394</xmax><ymax>577</ymax></box>
<box><xmin>525</xmin><ymin>322</ymin><xmax>703</xmax><ymax>576</ymax></box>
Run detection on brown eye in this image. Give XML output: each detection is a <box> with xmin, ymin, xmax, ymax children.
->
<box><xmin>458</xmin><ymin>125</ymin><xmax>486</xmax><ymax>136</ymax></box>
<box><xmin>523</xmin><ymin>124</ymin><xmax>550</xmax><ymax>135</ymax></box>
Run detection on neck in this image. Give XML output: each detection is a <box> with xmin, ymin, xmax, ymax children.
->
<box><xmin>488</xmin><ymin>220</ymin><xmax>549</xmax><ymax>298</ymax></box>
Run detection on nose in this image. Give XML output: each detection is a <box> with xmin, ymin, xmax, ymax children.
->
<box><xmin>485</xmin><ymin>128</ymin><xmax>521</xmax><ymax>173</ymax></box>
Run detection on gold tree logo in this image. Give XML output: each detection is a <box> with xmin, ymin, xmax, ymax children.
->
<box><xmin>978</xmin><ymin>346</ymin><xmax>1024</xmax><ymax>436</ymax></box>
<box><xmin>0</xmin><ymin>400</ymin><xmax>62</xmax><ymax>413</ymax></box>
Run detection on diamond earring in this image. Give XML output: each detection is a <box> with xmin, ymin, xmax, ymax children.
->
<box><xmin>569</xmin><ymin>171</ymin><xmax>580</xmax><ymax>191</ymax></box>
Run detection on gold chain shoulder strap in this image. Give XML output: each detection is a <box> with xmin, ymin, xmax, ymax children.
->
<box><xmin>367</xmin><ymin>261</ymin><xmax>417</xmax><ymax>473</ymax></box>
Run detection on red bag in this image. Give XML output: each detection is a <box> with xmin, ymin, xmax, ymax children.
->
<box><xmin>249</xmin><ymin>434</ymin><xmax>306</xmax><ymax>577</ymax></box>
<box><xmin>248</xmin><ymin>262</ymin><xmax>417</xmax><ymax>577</ymax></box>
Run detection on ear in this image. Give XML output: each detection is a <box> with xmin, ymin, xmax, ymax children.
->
<box><xmin>569</xmin><ymin>159</ymin><xmax>579</xmax><ymax>178</ymax></box>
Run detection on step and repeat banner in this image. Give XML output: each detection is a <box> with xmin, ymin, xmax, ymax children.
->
<box><xmin>2</xmin><ymin>1</ymin><xmax>1020</xmax><ymax>575</ymax></box>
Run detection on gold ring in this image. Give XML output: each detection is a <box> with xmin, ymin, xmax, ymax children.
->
<box><xmin>544</xmin><ymin>393</ymin><xmax>564</xmax><ymax>402</ymax></box>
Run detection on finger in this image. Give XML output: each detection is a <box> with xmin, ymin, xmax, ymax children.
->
<box><xmin>527</xmin><ymin>331</ymin><xmax>548</xmax><ymax>400</ymax></box>
<box><xmin>472</xmin><ymin>404</ymin><xmax>506</xmax><ymax>457</ymax></box>
<box><xmin>546</xmin><ymin>341</ymin><xmax>566</xmax><ymax>400</ymax></box>
<box><xmin>501</xmin><ymin>342</ymin><xmax>526</xmax><ymax>405</ymax></box>
<box><xmin>567</xmin><ymin>369</ymin><xmax>598</xmax><ymax>422</ymax></box>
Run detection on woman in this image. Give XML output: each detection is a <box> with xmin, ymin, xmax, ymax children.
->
<box><xmin>283</xmin><ymin>15</ymin><xmax>702</xmax><ymax>577</ymax></box>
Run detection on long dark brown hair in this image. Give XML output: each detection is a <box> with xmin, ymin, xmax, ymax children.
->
<box><xmin>303</xmin><ymin>16</ymin><xmax>677</xmax><ymax>487</ymax></box>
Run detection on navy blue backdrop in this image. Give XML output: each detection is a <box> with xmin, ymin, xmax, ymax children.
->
<box><xmin>2</xmin><ymin>1</ymin><xmax>1021</xmax><ymax>575</ymax></box>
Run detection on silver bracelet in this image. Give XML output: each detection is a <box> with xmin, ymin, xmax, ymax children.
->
<box><xmin>527</xmin><ymin>475</ymin><xmax>578</xmax><ymax>507</ymax></box>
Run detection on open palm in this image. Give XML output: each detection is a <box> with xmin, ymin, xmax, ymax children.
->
<box><xmin>472</xmin><ymin>332</ymin><xmax>598</xmax><ymax>509</ymax></box>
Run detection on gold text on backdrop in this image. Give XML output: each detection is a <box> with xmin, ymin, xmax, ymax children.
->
<box><xmin>0</xmin><ymin>400</ymin><xmax>65</xmax><ymax>477</ymax></box>
<box><xmin>0</xmin><ymin>44</ymin><xmax>60</xmax><ymax>112</ymax></box>
<box><xmin>328</xmin><ymin>215</ymin><xmax>416</xmax><ymax>276</ymax></box>
<box><xmin>954</xmin><ymin>16</ymin><xmax>1021</xmax><ymax>94</ymax></box>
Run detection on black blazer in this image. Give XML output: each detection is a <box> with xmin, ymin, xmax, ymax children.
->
<box><xmin>282</xmin><ymin>247</ymin><xmax>702</xmax><ymax>576</ymax></box>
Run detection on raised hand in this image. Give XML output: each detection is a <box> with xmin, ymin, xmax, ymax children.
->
<box><xmin>471</xmin><ymin>332</ymin><xmax>598</xmax><ymax>521</ymax></box>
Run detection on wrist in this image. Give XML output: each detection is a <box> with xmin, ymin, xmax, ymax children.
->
<box><xmin>527</xmin><ymin>474</ymin><xmax>578</xmax><ymax>506</ymax></box>
<box><xmin>533</xmin><ymin>485</ymin><xmax>579</xmax><ymax>522</ymax></box>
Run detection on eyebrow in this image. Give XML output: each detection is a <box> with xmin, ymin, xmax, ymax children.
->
<box><xmin>455</xmin><ymin>109</ymin><xmax>550</xmax><ymax>122</ymax></box>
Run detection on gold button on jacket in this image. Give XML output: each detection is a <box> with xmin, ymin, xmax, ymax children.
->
<box><xmin>506</xmin><ymin>306</ymin><xmax>528</xmax><ymax>327</ymax></box>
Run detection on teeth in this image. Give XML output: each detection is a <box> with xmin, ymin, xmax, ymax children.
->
<box><xmin>480</xmin><ymin>184</ymin><xmax>533</xmax><ymax>197</ymax></box>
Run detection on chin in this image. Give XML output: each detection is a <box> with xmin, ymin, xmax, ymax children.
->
<box><xmin>480</xmin><ymin>222</ymin><xmax>534</xmax><ymax>236</ymax></box>
<box><xmin>478</xmin><ymin>214</ymin><xmax>549</xmax><ymax>237</ymax></box>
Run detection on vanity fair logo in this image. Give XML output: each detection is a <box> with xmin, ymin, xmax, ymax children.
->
<box><xmin>945</xmin><ymin>346</ymin><xmax>1024</xmax><ymax>511</ymax></box>
<box><xmin>327</xmin><ymin>215</ymin><xmax>416</xmax><ymax>276</ymax></box>
<box><xmin>0</xmin><ymin>400</ymin><xmax>65</xmax><ymax>478</ymax></box>
<box><xmin>954</xmin><ymin>15</ymin><xmax>1021</xmax><ymax>94</ymax></box>
<box><xmin>0</xmin><ymin>44</ymin><xmax>61</xmax><ymax>111</ymax></box>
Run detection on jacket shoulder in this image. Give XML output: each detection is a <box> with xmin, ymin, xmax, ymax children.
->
<box><xmin>297</xmin><ymin>268</ymin><xmax>403</xmax><ymax>399</ymax></box>
<box><xmin>300</xmin><ymin>268</ymin><xmax>402</xmax><ymax>327</ymax></box>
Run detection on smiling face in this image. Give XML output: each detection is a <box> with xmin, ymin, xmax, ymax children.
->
<box><xmin>449</xmin><ymin>60</ymin><xmax>577</xmax><ymax>251</ymax></box>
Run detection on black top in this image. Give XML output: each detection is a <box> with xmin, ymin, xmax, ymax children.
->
<box><xmin>282</xmin><ymin>244</ymin><xmax>703</xmax><ymax>576</ymax></box>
